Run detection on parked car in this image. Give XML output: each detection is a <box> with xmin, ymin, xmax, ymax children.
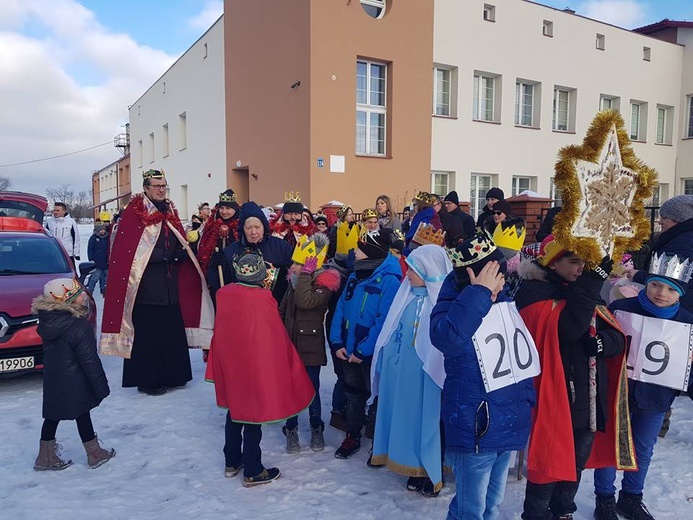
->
<box><xmin>0</xmin><ymin>191</ymin><xmax>96</xmax><ymax>377</ymax></box>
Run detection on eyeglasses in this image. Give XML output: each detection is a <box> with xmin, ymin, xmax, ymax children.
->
<box><xmin>148</xmin><ymin>184</ymin><xmax>168</xmax><ymax>190</ymax></box>
<box><xmin>492</xmin><ymin>211</ymin><xmax>504</xmax><ymax>216</ymax></box>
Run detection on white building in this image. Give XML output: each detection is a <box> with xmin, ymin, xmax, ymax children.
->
<box><xmin>93</xmin><ymin>159</ymin><xmax>120</xmax><ymax>216</ymax></box>
<box><xmin>128</xmin><ymin>16</ymin><xmax>226</xmax><ymax>219</ymax></box>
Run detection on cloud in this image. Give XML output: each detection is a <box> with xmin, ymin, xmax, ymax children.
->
<box><xmin>0</xmin><ymin>0</ymin><xmax>177</xmax><ymax>195</ymax></box>
<box><xmin>188</xmin><ymin>0</ymin><xmax>223</xmax><ymax>31</ymax></box>
<box><xmin>577</xmin><ymin>1</ymin><xmax>649</xmax><ymax>29</ymax></box>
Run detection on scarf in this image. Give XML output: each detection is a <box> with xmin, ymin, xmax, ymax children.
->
<box><xmin>637</xmin><ymin>289</ymin><xmax>680</xmax><ymax>319</ymax></box>
<box><xmin>354</xmin><ymin>257</ymin><xmax>385</xmax><ymax>280</ymax></box>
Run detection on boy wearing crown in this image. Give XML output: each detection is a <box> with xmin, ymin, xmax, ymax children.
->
<box><xmin>272</xmin><ymin>191</ymin><xmax>316</xmax><ymax>249</ymax></box>
<box><xmin>278</xmin><ymin>233</ymin><xmax>341</xmax><ymax>453</ymax></box>
<box><xmin>403</xmin><ymin>191</ymin><xmax>442</xmax><ymax>256</ymax></box>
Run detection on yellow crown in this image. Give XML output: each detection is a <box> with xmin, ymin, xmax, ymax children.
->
<box><xmin>492</xmin><ymin>223</ymin><xmax>526</xmax><ymax>252</ymax></box>
<box><xmin>143</xmin><ymin>169</ymin><xmax>165</xmax><ymax>180</ymax></box>
<box><xmin>445</xmin><ymin>232</ymin><xmax>498</xmax><ymax>269</ymax></box>
<box><xmin>291</xmin><ymin>233</ymin><xmax>329</xmax><ymax>268</ymax></box>
<box><xmin>414</xmin><ymin>191</ymin><xmax>437</xmax><ymax>205</ymax></box>
<box><xmin>99</xmin><ymin>211</ymin><xmax>111</xmax><ymax>222</ymax></box>
<box><xmin>336</xmin><ymin>222</ymin><xmax>360</xmax><ymax>255</ymax></box>
<box><xmin>361</xmin><ymin>208</ymin><xmax>378</xmax><ymax>220</ymax></box>
<box><xmin>284</xmin><ymin>191</ymin><xmax>302</xmax><ymax>203</ymax></box>
<box><xmin>411</xmin><ymin>223</ymin><xmax>446</xmax><ymax>247</ymax></box>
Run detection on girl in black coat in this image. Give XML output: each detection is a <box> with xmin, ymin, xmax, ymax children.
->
<box><xmin>32</xmin><ymin>278</ymin><xmax>115</xmax><ymax>471</ymax></box>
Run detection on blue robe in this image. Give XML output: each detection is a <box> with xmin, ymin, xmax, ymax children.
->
<box><xmin>371</xmin><ymin>286</ymin><xmax>443</xmax><ymax>490</ymax></box>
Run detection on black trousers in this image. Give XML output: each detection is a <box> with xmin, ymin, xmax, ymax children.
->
<box><xmin>224</xmin><ymin>412</ymin><xmax>263</xmax><ymax>478</ymax></box>
<box><xmin>342</xmin><ymin>358</ymin><xmax>376</xmax><ymax>437</ymax></box>
<box><xmin>41</xmin><ymin>412</ymin><xmax>95</xmax><ymax>443</ymax></box>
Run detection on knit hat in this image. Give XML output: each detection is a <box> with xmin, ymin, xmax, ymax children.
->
<box><xmin>491</xmin><ymin>200</ymin><xmax>512</xmax><ymax>217</ymax></box>
<box><xmin>443</xmin><ymin>191</ymin><xmax>459</xmax><ymax>206</ymax></box>
<box><xmin>232</xmin><ymin>251</ymin><xmax>267</xmax><ymax>285</ymax></box>
<box><xmin>218</xmin><ymin>189</ymin><xmax>240</xmax><ymax>211</ymax></box>
<box><xmin>44</xmin><ymin>278</ymin><xmax>84</xmax><ymax>303</ymax></box>
<box><xmin>358</xmin><ymin>228</ymin><xmax>393</xmax><ymax>259</ymax></box>
<box><xmin>485</xmin><ymin>187</ymin><xmax>504</xmax><ymax>201</ymax></box>
<box><xmin>314</xmin><ymin>215</ymin><xmax>328</xmax><ymax>226</ymax></box>
<box><xmin>282</xmin><ymin>191</ymin><xmax>303</xmax><ymax>215</ymax></box>
<box><xmin>447</xmin><ymin>230</ymin><xmax>506</xmax><ymax>286</ymax></box>
<box><xmin>537</xmin><ymin>234</ymin><xmax>569</xmax><ymax>267</ymax></box>
<box><xmin>659</xmin><ymin>195</ymin><xmax>693</xmax><ymax>224</ymax></box>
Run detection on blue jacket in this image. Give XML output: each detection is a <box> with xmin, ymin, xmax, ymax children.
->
<box><xmin>430</xmin><ymin>273</ymin><xmax>536</xmax><ymax>453</ymax></box>
<box><xmin>87</xmin><ymin>231</ymin><xmax>110</xmax><ymax>270</ymax></box>
<box><xmin>609</xmin><ymin>296</ymin><xmax>693</xmax><ymax>414</ymax></box>
<box><xmin>329</xmin><ymin>254</ymin><xmax>402</xmax><ymax>359</ymax></box>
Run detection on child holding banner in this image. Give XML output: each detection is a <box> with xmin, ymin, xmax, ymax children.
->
<box><xmin>430</xmin><ymin>231</ymin><xmax>536</xmax><ymax>520</ymax></box>
<box><xmin>592</xmin><ymin>252</ymin><xmax>693</xmax><ymax>520</ymax></box>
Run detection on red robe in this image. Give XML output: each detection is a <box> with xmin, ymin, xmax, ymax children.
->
<box><xmin>205</xmin><ymin>283</ymin><xmax>315</xmax><ymax>424</ymax></box>
<box><xmin>520</xmin><ymin>301</ymin><xmax>636</xmax><ymax>484</ymax></box>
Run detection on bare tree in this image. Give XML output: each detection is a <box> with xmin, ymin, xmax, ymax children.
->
<box><xmin>46</xmin><ymin>185</ymin><xmax>75</xmax><ymax>207</ymax></box>
<box><xmin>71</xmin><ymin>190</ymin><xmax>92</xmax><ymax>221</ymax></box>
<box><xmin>0</xmin><ymin>176</ymin><xmax>10</xmax><ymax>191</ymax></box>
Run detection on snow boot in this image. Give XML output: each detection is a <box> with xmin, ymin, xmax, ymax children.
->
<box><xmin>422</xmin><ymin>477</ymin><xmax>441</xmax><ymax>498</ymax></box>
<box><xmin>616</xmin><ymin>491</ymin><xmax>655</xmax><ymax>520</ymax></box>
<box><xmin>329</xmin><ymin>410</ymin><xmax>347</xmax><ymax>432</ymax></box>
<box><xmin>594</xmin><ymin>494</ymin><xmax>618</xmax><ymax>520</ymax></box>
<box><xmin>83</xmin><ymin>434</ymin><xmax>115</xmax><ymax>469</ymax></box>
<box><xmin>242</xmin><ymin>467</ymin><xmax>281</xmax><ymax>487</ymax></box>
<box><xmin>224</xmin><ymin>464</ymin><xmax>243</xmax><ymax>478</ymax></box>
<box><xmin>282</xmin><ymin>426</ymin><xmax>300</xmax><ymax>454</ymax></box>
<box><xmin>34</xmin><ymin>439</ymin><xmax>73</xmax><ymax>471</ymax></box>
<box><xmin>310</xmin><ymin>424</ymin><xmax>325</xmax><ymax>452</ymax></box>
<box><xmin>334</xmin><ymin>433</ymin><xmax>361</xmax><ymax>459</ymax></box>
<box><xmin>407</xmin><ymin>476</ymin><xmax>426</xmax><ymax>492</ymax></box>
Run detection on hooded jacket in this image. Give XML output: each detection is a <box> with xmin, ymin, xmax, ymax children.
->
<box><xmin>32</xmin><ymin>296</ymin><xmax>109</xmax><ymax>420</ymax></box>
<box><xmin>87</xmin><ymin>228</ymin><xmax>110</xmax><ymax>269</ymax></box>
<box><xmin>45</xmin><ymin>214</ymin><xmax>81</xmax><ymax>258</ymax></box>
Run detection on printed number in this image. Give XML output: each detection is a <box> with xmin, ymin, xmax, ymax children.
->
<box><xmin>486</xmin><ymin>329</ymin><xmax>533</xmax><ymax>379</ymax></box>
<box><xmin>514</xmin><ymin>329</ymin><xmax>533</xmax><ymax>370</ymax></box>
<box><xmin>487</xmin><ymin>333</ymin><xmax>511</xmax><ymax>379</ymax></box>
<box><xmin>642</xmin><ymin>341</ymin><xmax>670</xmax><ymax>376</ymax></box>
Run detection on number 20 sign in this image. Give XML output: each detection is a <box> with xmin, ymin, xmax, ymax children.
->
<box><xmin>472</xmin><ymin>302</ymin><xmax>541</xmax><ymax>393</ymax></box>
<box><xmin>614</xmin><ymin>311</ymin><xmax>693</xmax><ymax>391</ymax></box>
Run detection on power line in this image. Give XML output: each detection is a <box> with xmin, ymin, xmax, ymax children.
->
<box><xmin>0</xmin><ymin>141</ymin><xmax>113</xmax><ymax>168</ymax></box>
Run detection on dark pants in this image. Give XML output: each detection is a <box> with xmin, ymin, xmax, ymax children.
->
<box><xmin>286</xmin><ymin>365</ymin><xmax>323</xmax><ymax>429</ymax></box>
<box><xmin>41</xmin><ymin>412</ymin><xmax>95</xmax><ymax>443</ymax></box>
<box><xmin>522</xmin><ymin>429</ymin><xmax>595</xmax><ymax>519</ymax></box>
<box><xmin>330</xmin><ymin>349</ymin><xmax>347</xmax><ymax>413</ymax></box>
<box><xmin>224</xmin><ymin>412</ymin><xmax>263</xmax><ymax>478</ymax></box>
<box><xmin>342</xmin><ymin>358</ymin><xmax>376</xmax><ymax>437</ymax></box>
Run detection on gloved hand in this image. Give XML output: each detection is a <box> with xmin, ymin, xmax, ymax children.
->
<box><xmin>302</xmin><ymin>256</ymin><xmax>318</xmax><ymax>274</ymax></box>
<box><xmin>583</xmin><ymin>334</ymin><xmax>605</xmax><ymax>357</ymax></box>
<box><xmin>75</xmin><ymin>256</ymin><xmax>80</xmax><ymax>261</ymax></box>
<box><xmin>346</xmin><ymin>249</ymin><xmax>356</xmax><ymax>270</ymax></box>
<box><xmin>586</xmin><ymin>255</ymin><xmax>613</xmax><ymax>282</ymax></box>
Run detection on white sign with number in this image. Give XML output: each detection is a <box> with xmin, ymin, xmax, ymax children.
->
<box><xmin>472</xmin><ymin>302</ymin><xmax>541</xmax><ymax>393</ymax></box>
<box><xmin>614</xmin><ymin>311</ymin><xmax>693</xmax><ymax>391</ymax></box>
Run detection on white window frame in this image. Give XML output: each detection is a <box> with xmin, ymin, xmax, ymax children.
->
<box><xmin>599</xmin><ymin>94</ymin><xmax>620</xmax><ymax>112</ymax></box>
<box><xmin>474</xmin><ymin>72</ymin><xmax>500</xmax><ymax>123</ymax></box>
<box><xmin>550</xmin><ymin>177</ymin><xmax>562</xmax><ymax>207</ymax></box>
<box><xmin>515</xmin><ymin>81</ymin><xmax>539</xmax><ymax>127</ymax></box>
<box><xmin>687</xmin><ymin>96</ymin><xmax>693</xmax><ymax>138</ymax></box>
<box><xmin>483</xmin><ymin>4</ymin><xmax>496</xmax><ymax>22</ymax></box>
<box><xmin>148</xmin><ymin>132</ymin><xmax>155</xmax><ymax>163</ymax></box>
<box><xmin>162</xmin><ymin>123</ymin><xmax>169</xmax><ymax>157</ymax></box>
<box><xmin>596</xmin><ymin>33</ymin><xmax>605</xmax><ymax>50</ymax></box>
<box><xmin>630</xmin><ymin>101</ymin><xmax>648</xmax><ymax>141</ymax></box>
<box><xmin>360</xmin><ymin>0</ymin><xmax>386</xmax><ymax>19</ymax></box>
<box><xmin>542</xmin><ymin>20</ymin><xmax>553</xmax><ymax>37</ymax></box>
<box><xmin>512</xmin><ymin>176</ymin><xmax>533</xmax><ymax>196</ymax></box>
<box><xmin>656</xmin><ymin>106</ymin><xmax>670</xmax><ymax>145</ymax></box>
<box><xmin>431</xmin><ymin>171</ymin><xmax>453</xmax><ymax>196</ymax></box>
<box><xmin>179</xmin><ymin>112</ymin><xmax>187</xmax><ymax>150</ymax></box>
<box><xmin>356</xmin><ymin>59</ymin><xmax>387</xmax><ymax>156</ymax></box>
<box><xmin>684</xmin><ymin>179</ymin><xmax>693</xmax><ymax>195</ymax></box>
<box><xmin>552</xmin><ymin>87</ymin><xmax>575</xmax><ymax>132</ymax></box>
<box><xmin>137</xmin><ymin>139</ymin><xmax>143</xmax><ymax>168</ymax></box>
<box><xmin>433</xmin><ymin>66</ymin><xmax>452</xmax><ymax>117</ymax></box>
<box><xmin>470</xmin><ymin>174</ymin><xmax>493</xmax><ymax>218</ymax></box>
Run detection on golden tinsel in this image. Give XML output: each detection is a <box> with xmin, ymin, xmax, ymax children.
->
<box><xmin>553</xmin><ymin>109</ymin><xmax>657</xmax><ymax>267</ymax></box>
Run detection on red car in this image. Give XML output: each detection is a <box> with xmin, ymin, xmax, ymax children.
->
<box><xmin>0</xmin><ymin>191</ymin><xmax>96</xmax><ymax>376</ymax></box>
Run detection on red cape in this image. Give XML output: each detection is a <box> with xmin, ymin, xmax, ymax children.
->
<box><xmin>204</xmin><ymin>283</ymin><xmax>315</xmax><ymax>424</ymax></box>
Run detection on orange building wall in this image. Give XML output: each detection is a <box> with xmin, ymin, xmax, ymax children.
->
<box><xmin>117</xmin><ymin>155</ymin><xmax>131</xmax><ymax>207</ymax></box>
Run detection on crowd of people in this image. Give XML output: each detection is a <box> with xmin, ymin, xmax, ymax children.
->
<box><xmin>32</xmin><ymin>167</ymin><xmax>693</xmax><ymax>520</ymax></box>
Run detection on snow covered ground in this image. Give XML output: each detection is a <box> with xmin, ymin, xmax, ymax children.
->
<box><xmin>1</xmin><ymin>225</ymin><xmax>692</xmax><ymax>519</ymax></box>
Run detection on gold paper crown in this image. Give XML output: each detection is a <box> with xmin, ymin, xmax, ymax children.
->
<box><xmin>99</xmin><ymin>211</ymin><xmax>111</xmax><ymax>222</ymax></box>
<box><xmin>219</xmin><ymin>191</ymin><xmax>237</xmax><ymax>203</ymax></box>
<box><xmin>361</xmin><ymin>208</ymin><xmax>378</xmax><ymax>220</ymax></box>
<box><xmin>445</xmin><ymin>232</ymin><xmax>498</xmax><ymax>269</ymax></box>
<box><xmin>411</xmin><ymin>223</ymin><xmax>446</xmax><ymax>247</ymax></box>
<box><xmin>492</xmin><ymin>223</ymin><xmax>526</xmax><ymax>252</ymax></box>
<box><xmin>648</xmin><ymin>253</ymin><xmax>693</xmax><ymax>283</ymax></box>
<box><xmin>284</xmin><ymin>191</ymin><xmax>302</xmax><ymax>203</ymax></box>
<box><xmin>414</xmin><ymin>191</ymin><xmax>437</xmax><ymax>205</ymax></box>
<box><xmin>336</xmin><ymin>221</ymin><xmax>361</xmax><ymax>255</ymax></box>
<box><xmin>142</xmin><ymin>169</ymin><xmax>165</xmax><ymax>180</ymax></box>
<box><xmin>337</xmin><ymin>205</ymin><xmax>352</xmax><ymax>219</ymax></box>
<box><xmin>291</xmin><ymin>233</ymin><xmax>329</xmax><ymax>268</ymax></box>
<box><xmin>48</xmin><ymin>278</ymin><xmax>83</xmax><ymax>303</ymax></box>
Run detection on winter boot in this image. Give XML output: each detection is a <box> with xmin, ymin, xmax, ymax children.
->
<box><xmin>282</xmin><ymin>426</ymin><xmax>300</xmax><ymax>454</ymax></box>
<box><xmin>407</xmin><ymin>476</ymin><xmax>426</xmax><ymax>492</ymax></box>
<box><xmin>334</xmin><ymin>433</ymin><xmax>361</xmax><ymax>459</ymax></box>
<box><xmin>422</xmin><ymin>477</ymin><xmax>442</xmax><ymax>498</ymax></box>
<box><xmin>83</xmin><ymin>435</ymin><xmax>115</xmax><ymax>469</ymax></box>
<box><xmin>242</xmin><ymin>467</ymin><xmax>281</xmax><ymax>487</ymax></box>
<box><xmin>224</xmin><ymin>463</ymin><xmax>243</xmax><ymax>478</ymax></box>
<box><xmin>616</xmin><ymin>491</ymin><xmax>655</xmax><ymax>520</ymax></box>
<box><xmin>366</xmin><ymin>446</ymin><xmax>384</xmax><ymax>468</ymax></box>
<box><xmin>594</xmin><ymin>494</ymin><xmax>618</xmax><ymax>520</ymax></box>
<box><xmin>310</xmin><ymin>424</ymin><xmax>325</xmax><ymax>452</ymax></box>
<box><xmin>329</xmin><ymin>410</ymin><xmax>347</xmax><ymax>432</ymax></box>
<box><xmin>34</xmin><ymin>439</ymin><xmax>73</xmax><ymax>471</ymax></box>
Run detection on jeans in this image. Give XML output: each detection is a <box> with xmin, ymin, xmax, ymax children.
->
<box><xmin>86</xmin><ymin>268</ymin><xmax>108</xmax><ymax>295</ymax></box>
<box><xmin>594</xmin><ymin>410</ymin><xmax>666</xmax><ymax>496</ymax></box>
<box><xmin>286</xmin><ymin>365</ymin><xmax>323</xmax><ymax>429</ymax></box>
<box><xmin>522</xmin><ymin>429</ymin><xmax>595</xmax><ymax>519</ymax></box>
<box><xmin>342</xmin><ymin>358</ymin><xmax>373</xmax><ymax>437</ymax></box>
<box><xmin>446</xmin><ymin>450</ymin><xmax>512</xmax><ymax>520</ymax></box>
<box><xmin>224</xmin><ymin>411</ymin><xmax>263</xmax><ymax>478</ymax></box>
<box><xmin>330</xmin><ymin>348</ymin><xmax>347</xmax><ymax>413</ymax></box>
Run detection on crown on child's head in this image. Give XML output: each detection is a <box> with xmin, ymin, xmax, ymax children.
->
<box><xmin>361</xmin><ymin>208</ymin><xmax>378</xmax><ymax>220</ymax></box>
<box><xmin>219</xmin><ymin>190</ymin><xmax>237</xmax><ymax>203</ymax></box>
<box><xmin>492</xmin><ymin>221</ymin><xmax>526</xmax><ymax>253</ymax></box>
<box><xmin>414</xmin><ymin>191</ymin><xmax>437</xmax><ymax>205</ymax></box>
<box><xmin>336</xmin><ymin>221</ymin><xmax>360</xmax><ymax>255</ymax></box>
<box><xmin>143</xmin><ymin>169</ymin><xmax>165</xmax><ymax>180</ymax></box>
<box><xmin>291</xmin><ymin>233</ymin><xmax>330</xmax><ymax>268</ymax></box>
<box><xmin>445</xmin><ymin>230</ymin><xmax>498</xmax><ymax>269</ymax></box>
<box><xmin>411</xmin><ymin>223</ymin><xmax>446</xmax><ymax>247</ymax></box>
<box><xmin>649</xmin><ymin>252</ymin><xmax>693</xmax><ymax>283</ymax></box>
<box><xmin>284</xmin><ymin>191</ymin><xmax>302</xmax><ymax>203</ymax></box>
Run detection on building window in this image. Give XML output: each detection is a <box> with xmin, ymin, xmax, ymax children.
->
<box><xmin>542</xmin><ymin>20</ymin><xmax>553</xmax><ymax>37</ymax></box>
<box><xmin>179</xmin><ymin>112</ymin><xmax>187</xmax><ymax>150</ymax></box>
<box><xmin>687</xmin><ymin>96</ymin><xmax>693</xmax><ymax>138</ymax></box>
<box><xmin>596</xmin><ymin>33</ymin><xmax>605</xmax><ymax>50</ymax></box>
<box><xmin>483</xmin><ymin>4</ymin><xmax>496</xmax><ymax>22</ymax></box>
<box><xmin>203</xmin><ymin>42</ymin><xmax>208</xmax><ymax>59</ymax></box>
<box><xmin>630</xmin><ymin>101</ymin><xmax>648</xmax><ymax>141</ymax></box>
<box><xmin>656</xmin><ymin>105</ymin><xmax>673</xmax><ymax>145</ymax></box>
<box><xmin>512</xmin><ymin>176</ymin><xmax>533</xmax><ymax>196</ymax></box>
<box><xmin>361</xmin><ymin>0</ymin><xmax>385</xmax><ymax>19</ymax></box>
<box><xmin>473</xmin><ymin>72</ymin><xmax>500</xmax><ymax>123</ymax></box>
<box><xmin>433</xmin><ymin>66</ymin><xmax>454</xmax><ymax>117</ymax></box>
<box><xmin>643</xmin><ymin>46</ymin><xmax>651</xmax><ymax>61</ymax></box>
<box><xmin>356</xmin><ymin>59</ymin><xmax>387</xmax><ymax>156</ymax></box>
<box><xmin>600</xmin><ymin>94</ymin><xmax>620</xmax><ymax>112</ymax></box>
<box><xmin>470</xmin><ymin>174</ymin><xmax>493</xmax><ymax>218</ymax></box>
<box><xmin>515</xmin><ymin>81</ymin><xmax>540</xmax><ymax>127</ymax></box>
<box><xmin>550</xmin><ymin>177</ymin><xmax>562</xmax><ymax>207</ymax></box>
<box><xmin>431</xmin><ymin>171</ymin><xmax>452</xmax><ymax>196</ymax></box>
<box><xmin>137</xmin><ymin>139</ymin><xmax>143</xmax><ymax>168</ymax></box>
<box><xmin>552</xmin><ymin>87</ymin><xmax>576</xmax><ymax>132</ymax></box>
<box><xmin>148</xmin><ymin>132</ymin><xmax>155</xmax><ymax>163</ymax></box>
<box><xmin>162</xmin><ymin>123</ymin><xmax>169</xmax><ymax>157</ymax></box>
<box><xmin>684</xmin><ymin>179</ymin><xmax>693</xmax><ymax>195</ymax></box>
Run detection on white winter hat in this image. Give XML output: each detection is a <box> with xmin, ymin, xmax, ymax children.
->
<box><xmin>44</xmin><ymin>278</ymin><xmax>84</xmax><ymax>303</ymax></box>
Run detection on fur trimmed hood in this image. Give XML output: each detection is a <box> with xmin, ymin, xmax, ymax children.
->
<box><xmin>517</xmin><ymin>258</ymin><xmax>550</xmax><ymax>282</ymax></box>
<box><xmin>315</xmin><ymin>268</ymin><xmax>342</xmax><ymax>292</ymax></box>
<box><xmin>32</xmin><ymin>295</ymin><xmax>89</xmax><ymax>318</ymax></box>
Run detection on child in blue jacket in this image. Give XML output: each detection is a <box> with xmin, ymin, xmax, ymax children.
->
<box><xmin>329</xmin><ymin>228</ymin><xmax>402</xmax><ymax>459</ymax></box>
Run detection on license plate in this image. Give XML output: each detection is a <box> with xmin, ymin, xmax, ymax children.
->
<box><xmin>0</xmin><ymin>356</ymin><xmax>35</xmax><ymax>372</ymax></box>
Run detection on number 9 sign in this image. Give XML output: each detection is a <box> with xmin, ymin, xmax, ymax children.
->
<box><xmin>472</xmin><ymin>302</ymin><xmax>541</xmax><ymax>393</ymax></box>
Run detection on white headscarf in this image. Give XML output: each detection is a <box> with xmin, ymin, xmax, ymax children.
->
<box><xmin>370</xmin><ymin>245</ymin><xmax>452</xmax><ymax>402</ymax></box>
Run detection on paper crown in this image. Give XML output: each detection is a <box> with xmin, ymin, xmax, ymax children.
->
<box><xmin>336</xmin><ymin>205</ymin><xmax>352</xmax><ymax>219</ymax></box>
<box><xmin>232</xmin><ymin>252</ymin><xmax>266</xmax><ymax>282</ymax></box>
<box><xmin>492</xmin><ymin>222</ymin><xmax>526</xmax><ymax>252</ymax></box>
<box><xmin>411</xmin><ymin>222</ymin><xmax>446</xmax><ymax>247</ymax></box>
<box><xmin>219</xmin><ymin>190</ymin><xmax>237</xmax><ymax>203</ymax></box>
<box><xmin>45</xmin><ymin>278</ymin><xmax>83</xmax><ymax>303</ymax></box>
<box><xmin>336</xmin><ymin>221</ymin><xmax>360</xmax><ymax>255</ymax></box>
<box><xmin>99</xmin><ymin>211</ymin><xmax>111</xmax><ymax>222</ymax></box>
<box><xmin>361</xmin><ymin>208</ymin><xmax>378</xmax><ymax>220</ymax></box>
<box><xmin>648</xmin><ymin>253</ymin><xmax>693</xmax><ymax>283</ymax></box>
<box><xmin>142</xmin><ymin>169</ymin><xmax>165</xmax><ymax>180</ymax></box>
<box><xmin>414</xmin><ymin>191</ymin><xmax>437</xmax><ymax>205</ymax></box>
<box><xmin>291</xmin><ymin>233</ymin><xmax>329</xmax><ymax>268</ymax></box>
<box><xmin>445</xmin><ymin>231</ymin><xmax>498</xmax><ymax>269</ymax></box>
<box><xmin>284</xmin><ymin>191</ymin><xmax>302</xmax><ymax>203</ymax></box>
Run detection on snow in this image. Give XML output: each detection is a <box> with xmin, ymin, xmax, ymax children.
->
<box><xmin>1</xmin><ymin>226</ymin><xmax>692</xmax><ymax>519</ymax></box>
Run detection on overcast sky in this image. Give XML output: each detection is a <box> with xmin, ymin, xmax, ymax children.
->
<box><xmin>0</xmin><ymin>0</ymin><xmax>691</xmax><ymax>197</ymax></box>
